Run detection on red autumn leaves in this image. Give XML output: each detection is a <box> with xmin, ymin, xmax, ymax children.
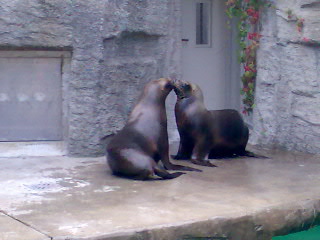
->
<box><xmin>226</xmin><ymin>0</ymin><xmax>268</xmax><ymax>114</ymax></box>
<box><xmin>241</xmin><ymin>29</ymin><xmax>262</xmax><ymax>114</ymax></box>
<box><xmin>248</xmin><ymin>32</ymin><xmax>261</xmax><ymax>41</ymax></box>
<box><xmin>246</xmin><ymin>6</ymin><xmax>259</xmax><ymax>24</ymax></box>
<box><xmin>286</xmin><ymin>9</ymin><xmax>305</xmax><ymax>33</ymax></box>
<box><xmin>296</xmin><ymin>18</ymin><xmax>304</xmax><ymax>32</ymax></box>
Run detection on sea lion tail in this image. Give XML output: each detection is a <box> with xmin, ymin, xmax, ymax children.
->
<box><xmin>242</xmin><ymin>150</ymin><xmax>269</xmax><ymax>159</ymax></box>
<box><xmin>154</xmin><ymin>166</ymin><xmax>185</xmax><ymax>180</ymax></box>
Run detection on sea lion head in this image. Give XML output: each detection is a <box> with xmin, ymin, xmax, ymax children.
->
<box><xmin>173</xmin><ymin>80</ymin><xmax>204</xmax><ymax>102</ymax></box>
<box><xmin>142</xmin><ymin>78</ymin><xmax>174</xmax><ymax>101</ymax></box>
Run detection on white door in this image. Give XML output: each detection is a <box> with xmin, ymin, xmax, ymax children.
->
<box><xmin>181</xmin><ymin>0</ymin><xmax>240</xmax><ymax>110</ymax></box>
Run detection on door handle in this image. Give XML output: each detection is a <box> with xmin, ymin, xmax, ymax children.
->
<box><xmin>181</xmin><ymin>39</ymin><xmax>189</xmax><ymax>42</ymax></box>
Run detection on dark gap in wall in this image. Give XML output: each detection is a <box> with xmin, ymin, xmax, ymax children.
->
<box><xmin>301</xmin><ymin>2</ymin><xmax>320</xmax><ymax>8</ymax></box>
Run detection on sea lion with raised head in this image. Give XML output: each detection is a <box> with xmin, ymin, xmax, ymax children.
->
<box><xmin>107</xmin><ymin>78</ymin><xmax>200</xmax><ymax>180</ymax></box>
<box><xmin>172</xmin><ymin>80</ymin><xmax>259</xmax><ymax>167</ymax></box>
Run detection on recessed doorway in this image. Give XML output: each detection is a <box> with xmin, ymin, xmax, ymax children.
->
<box><xmin>0</xmin><ymin>51</ymin><xmax>70</xmax><ymax>156</ymax></box>
<box><xmin>181</xmin><ymin>0</ymin><xmax>240</xmax><ymax>110</ymax></box>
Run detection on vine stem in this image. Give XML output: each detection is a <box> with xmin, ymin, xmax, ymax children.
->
<box><xmin>226</xmin><ymin>0</ymin><xmax>271</xmax><ymax>115</ymax></box>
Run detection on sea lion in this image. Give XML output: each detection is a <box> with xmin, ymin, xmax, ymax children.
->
<box><xmin>172</xmin><ymin>80</ymin><xmax>258</xmax><ymax>167</ymax></box>
<box><xmin>107</xmin><ymin>78</ymin><xmax>200</xmax><ymax>180</ymax></box>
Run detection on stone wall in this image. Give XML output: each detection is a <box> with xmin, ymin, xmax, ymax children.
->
<box><xmin>0</xmin><ymin>0</ymin><xmax>180</xmax><ymax>156</ymax></box>
<box><xmin>99</xmin><ymin>0</ymin><xmax>182</xmax><ymax>153</ymax></box>
<box><xmin>2</xmin><ymin>0</ymin><xmax>319</xmax><ymax>156</ymax></box>
<box><xmin>251</xmin><ymin>0</ymin><xmax>320</xmax><ymax>153</ymax></box>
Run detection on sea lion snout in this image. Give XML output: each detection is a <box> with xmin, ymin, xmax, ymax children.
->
<box><xmin>172</xmin><ymin>80</ymin><xmax>192</xmax><ymax>99</ymax></box>
<box><xmin>158</xmin><ymin>78</ymin><xmax>174</xmax><ymax>91</ymax></box>
<box><xmin>172</xmin><ymin>80</ymin><xmax>183</xmax><ymax>91</ymax></box>
<box><xmin>165</xmin><ymin>79</ymin><xmax>174</xmax><ymax>90</ymax></box>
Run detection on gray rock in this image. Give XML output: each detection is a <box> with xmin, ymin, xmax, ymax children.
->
<box><xmin>251</xmin><ymin>0</ymin><xmax>320</xmax><ymax>154</ymax></box>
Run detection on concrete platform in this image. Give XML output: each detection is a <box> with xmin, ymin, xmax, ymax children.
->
<box><xmin>0</xmin><ymin>141</ymin><xmax>65</xmax><ymax>157</ymax></box>
<box><xmin>0</xmin><ymin>147</ymin><xmax>320</xmax><ymax>240</ymax></box>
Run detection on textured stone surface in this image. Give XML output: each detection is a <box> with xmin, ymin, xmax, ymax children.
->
<box><xmin>251</xmin><ymin>0</ymin><xmax>320</xmax><ymax>154</ymax></box>
<box><xmin>1</xmin><ymin>0</ymin><xmax>319</xmax><ymax>155</ymax></box>
<box><xmin>0</xmin><ymin>0</ymin><xmax>73</xmax><ymax>48</ymax></box>
<box><xmin>0</xmin><ymin>0</ymin><xmax>180</xmax><ymax>156</ymax></box>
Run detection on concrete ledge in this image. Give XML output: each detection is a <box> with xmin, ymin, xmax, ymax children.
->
<box><xmin>0</xmin><ymin>212</ymin><xmax>49</xmax><ymax>240</ymax></box>
<box><xmin>0</xmin><ymin>147</ymin><xmax>320</xmax><ymax>240</ymax></box>
<box><xmin>0</xmin><ymin>141</ymin><xmax>66</xmax><ymax>157</ymax></box>
<box><xmin>72</xmin><ymin>199</ymin><xmax>320</xmax><ymax>240</ymax></box>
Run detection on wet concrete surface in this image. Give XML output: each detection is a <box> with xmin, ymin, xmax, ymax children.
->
<box><xmin>0</xmin><ymin>146</ymin><xmax>320</xmax><ymax>240</ymax></box>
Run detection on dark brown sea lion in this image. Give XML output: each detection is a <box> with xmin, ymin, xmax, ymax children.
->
<box><xmin>107</xmin><ymin>78</ymin><xmax>200</xmax><ymax>180</ymax></box>
<box><xmin>172</xmin><ymin>80</ymin><xmax>259</xmax><ymax>167</ymax></box>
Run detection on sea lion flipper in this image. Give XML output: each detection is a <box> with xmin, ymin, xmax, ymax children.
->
<box><xmin>170</xmin><ymin>154</ymin><xmax>189</xmax><ymax>160</ymax></box>
<box><xmin>240</xmin><ymin>150</ymin><xmax>269</xmax><ymax>159</ymax></box>
<box><xmin>163</xmin><ymin>162</ymin><xmax>202</xmax><ymax>172</ymax></box>
<box><xmin>235</xmin><ymin>150</ymin><xmax>269</xmax><ymax>158</ymax></box>
<box><xmin>154</xmin><ymin>167</ymin><xmax>185</xmax><ymax>179</ymax></box>
<box><xmin>191</xmin><ymin>159</ymin><xmax>217</xmax><ymax>167</ymax></box>
<box><xmin>173</xmin><ymin>139</ymin><xmax>193</xmax><ymax>160</ymax></box>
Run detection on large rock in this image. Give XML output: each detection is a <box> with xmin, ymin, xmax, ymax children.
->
<box><xmin>0</xmin><ymin>0</ymin><xmax>180</xmax><ymax>156</ymax></box>
<box><xmin>251</xmin><ymin>0</ymin><xmax>320</xmax><ymax>154</ymax></box>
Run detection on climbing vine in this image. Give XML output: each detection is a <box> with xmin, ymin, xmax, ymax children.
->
<box><xmin>285</xmin><ymin>9</ymin><xmax>305</xmax><ymax>32</ymax></box>
<box><xmin>226</xmin><ymin>0</ymin><xmax>272</xmax><ymax>115</ymax></box>
<box><xmin>286</xmin><ymin>9</ymin><xmax>320</xmax><ymax>46</ymax></box>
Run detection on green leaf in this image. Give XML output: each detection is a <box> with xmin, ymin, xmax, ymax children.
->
<box><xmin>226</xmin><ymin>0</ymin><xmax>272</xmax><ymax>111</ymax></box>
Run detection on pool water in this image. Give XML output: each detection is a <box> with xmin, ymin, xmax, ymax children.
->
<box><xmin>272</xmin><ymin>226</ymin><xmax>320</xmax><ymax>240</ymax></box>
